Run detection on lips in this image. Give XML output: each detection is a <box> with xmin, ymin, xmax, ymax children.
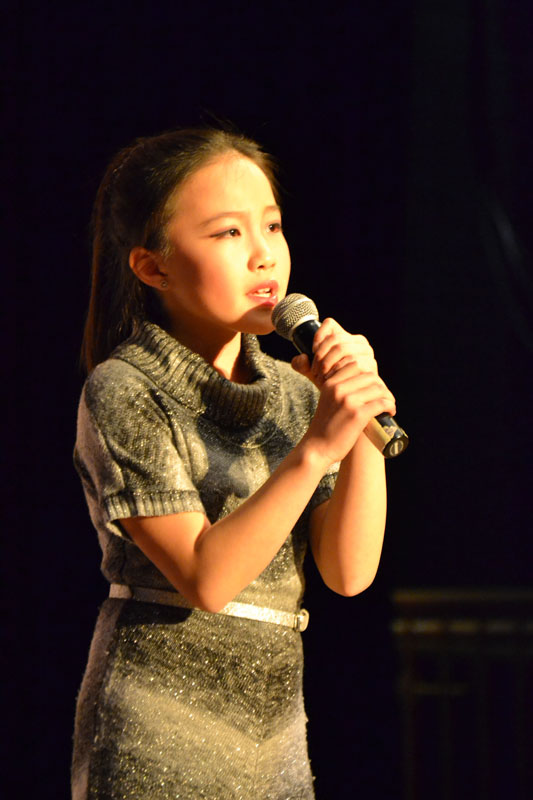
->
<box><xmin>247</xmin><ymin>280</ymin><xmax>279</xmax><ymax>304</ymax></box>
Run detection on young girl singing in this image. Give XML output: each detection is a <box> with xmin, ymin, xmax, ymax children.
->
<box><xmin>72</xmin><ymin>128</ymin><xmax>396</xmax><ymax>799</ymax></box>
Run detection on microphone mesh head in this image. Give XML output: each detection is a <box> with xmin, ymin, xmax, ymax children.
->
<box><xmin>271</xmin><ymin>293</ymin><xmax>319</xmax><ymax>340</ymax></box>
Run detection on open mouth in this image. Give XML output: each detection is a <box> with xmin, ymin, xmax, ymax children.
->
<box><xmin>248</xmin><ymin>281</ymin><xmax>279</xmax><ymax>301</ymax></box>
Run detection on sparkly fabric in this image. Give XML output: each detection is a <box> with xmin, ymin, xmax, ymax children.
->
<box><xmin>72</xmin><ymin>323</ymin><xmax>338</xmax><ymax>799</ymax></box>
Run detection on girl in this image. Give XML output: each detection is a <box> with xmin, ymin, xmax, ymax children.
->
<box><xmin>73</xmin><ymin>128</ymin><xmax>396</xmax><ymax>799</ymax></box>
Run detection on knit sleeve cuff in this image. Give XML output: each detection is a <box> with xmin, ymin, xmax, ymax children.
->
<box><xmin>104</xmin><ymin>489</ymin><xmax>206</xmax><ymax>536</ymax></box>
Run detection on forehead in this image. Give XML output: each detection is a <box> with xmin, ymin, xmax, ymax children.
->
<box><xmin>171</xmin><ymin>154</ymin><xmax>276</xmax><ymax>218</ymax></box>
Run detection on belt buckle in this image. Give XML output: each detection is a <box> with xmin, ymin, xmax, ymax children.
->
<box><xmin>294</xmin><ymin>608</ymin><xmax>309</xmax><ymax>632</ymax></box>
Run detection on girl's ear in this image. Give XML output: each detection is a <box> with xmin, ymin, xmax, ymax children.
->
<box><xmin>129</xmin><ymin>247</ymin><xmax>168</xmax><ymax>289</ymax></box>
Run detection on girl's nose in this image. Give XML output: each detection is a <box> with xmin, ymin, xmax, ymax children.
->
<box><xmin>249</xmin><ymin>245</ymin><xmax>275</xmax><ymax>271</ymax></box>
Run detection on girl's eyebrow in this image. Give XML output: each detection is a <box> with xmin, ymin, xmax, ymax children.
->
<box><xmin>199</xmin><ymin>204</ymin><xmax>281</xmax><ymax>228</ymax></box>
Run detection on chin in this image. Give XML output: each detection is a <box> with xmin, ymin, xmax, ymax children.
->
<box><xmin>243</xmin><ymin>324</ymin><xmax>275</xmax><ymax>338</ymax></box>
<box><xmin>239</xmin><ymin>310</ymin><xmax>276</xmax><ymax>336</ymax></box>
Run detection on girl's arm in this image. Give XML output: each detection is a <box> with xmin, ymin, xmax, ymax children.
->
<box><xmin>294</xmin><ymin>318</ymin><xmax>394</xmax><ymax>596</ymax></box>
<box><xmin>121</xmin><ymin>441</ymin><xmax>331</xmax><ymax>613</ymax></box>
<box><xmin>309</xmin><ymin>434</ymin><xmax>387</xmax><ymax>596</ymax></box>
<box><xmin>121</xmin><ymin>323</ymin><xmax>393</xmax><ymax>612</ymax></box>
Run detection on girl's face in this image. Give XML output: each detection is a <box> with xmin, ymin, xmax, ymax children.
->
<box><xmin>158</xmin><ymin>153</ymin><xmax>291</xmax><ymax>346</ymax></box>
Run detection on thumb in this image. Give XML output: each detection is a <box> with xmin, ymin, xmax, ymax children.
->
<box><xmin>291</xmin><ymin>353</ymin><xmax>311</xmax><ymax>375</ymax></box>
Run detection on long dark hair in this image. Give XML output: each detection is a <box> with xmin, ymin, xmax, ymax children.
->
<box><xmin>82</xmin><ymin>128</ymin><xmax>278</xmax><ymax>373</ymax></box>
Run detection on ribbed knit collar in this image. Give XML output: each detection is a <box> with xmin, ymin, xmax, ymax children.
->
<box><xmin>112</xmin><ymin>322</ymin><xmax>282</xmax><ymax>430</ymax></box>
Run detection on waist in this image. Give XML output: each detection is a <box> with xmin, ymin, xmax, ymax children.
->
<box><xmin>108</xmin><ymin>583</ymin><xmax>309</xmax><ymax>632</ymax></box>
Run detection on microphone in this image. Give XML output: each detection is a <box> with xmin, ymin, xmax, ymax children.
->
<box><xmin>271</xmin><ymin>293</ymin><xmax>409</xmax><ymax>458</ymax></box>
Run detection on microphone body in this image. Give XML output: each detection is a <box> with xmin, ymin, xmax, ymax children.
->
<box><xmin>272</xmin><ymin>294</ymin><xmax>409</xmax><ymax>459</ymax></box>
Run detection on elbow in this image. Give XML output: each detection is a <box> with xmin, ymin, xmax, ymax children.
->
<box><xmin>327</xmin><ymin>569</ymin><xmax>378</xmax><ymax>598</ymax></box>
<box><xmin>178</xmin><ymin>591</ymin><xmax>227</xmax><ymax>615</ymax></box>
<box><xmin>194</xmin><ymin>595</ymin><xmax>228</xmax><ymax>614</ymax></box>
<box><xmin>164</xmin><ymin>565</ymin><xmax>231</xmax><ymax>614</ymax></box>
<box><xmin>336</xmin><ymin>578</ymin><xmax>374</xmax><ymax>597</ymax></box>
<box><xmin>187</xmin><ymin>582</ymin><xmax>231</xmax><ymax>614</ymax></box>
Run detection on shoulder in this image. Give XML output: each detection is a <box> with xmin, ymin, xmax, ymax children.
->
<box><xmin>84</xmin><ymin>357</ymin><xmax>147</xmax><ymax>403</ymax></box>
<box><xmin>81</xmin><ymin>357</ymin><xmax>167</xmax><ymax>427</ymax></box>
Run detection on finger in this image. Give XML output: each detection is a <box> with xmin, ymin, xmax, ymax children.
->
<box><xmin>316</xmin><ymin>343</ymin><xmax>377</xmax><ymax>379</ymax></box>
<box><xmin>361</xmin><ymin>396</ymin><xmax>398</xmax><ymax>421</ymax></box>
<box><xmin>312</xmin><ymin>327</ymin><xmax>348</xmax><ymax>358</ymax></box>
<box><xmin>337</xmin><ymin>390</ymin><xmax>397</xmax><ymax>422</ymax></box>
<box><xmin>360</xmin><ymin>390</ymin><xmax>397</xmax><ymax>418</ymax></box>
<box><xmin>311</xmin><ymin>318</ymin><xmax>346</xmax><ymax>351</ymax></box>
<box><xmin>291</xmin><ymin>353</ymin><xmax>312</xmax><ymax>376</ymax></box>
<box><xmin>323</xmin><ymin>354</ymin><xmax>359</xmax><ymax>381</ymax></box>
<box><xmin>312</xmin><ymin>337</ymin><xmax>356</xmax><ymax>381</ymax></box>
<box><xmin>314</xmin><ymin>324</ymin><xmax>373</xmax><ymax>358</ymax></box>
<box><xmin>340</xmin><ymin>383</ymin><xmax>396</xmax><ymax>415</ymax></box>
<box><xmin>314</xmin><ymin>340</ymin><xmax>355</xmax><ymax>371</ymax></box>
<box><xmin>322</xmin><ymin>363</ymin><xmax>377</xmax><ymax>387</ymax></box>
<box><xmin>313</xmin><ymin>331</ymin><xmax>376</xmax><ymax>377</ymax></box>
<box><xmin>323</xmin><ymin>371</ymin><xmax>397</xmax><ymax>415</ymax></box>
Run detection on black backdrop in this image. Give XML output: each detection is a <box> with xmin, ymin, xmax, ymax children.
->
<box><xmin>5</xmin><ymin>1</ymin><xmax>533</xmax><ymax>798</ymax></box>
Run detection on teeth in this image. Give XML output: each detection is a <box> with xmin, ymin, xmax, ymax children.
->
<box><xmin>255</xmin><ymin>288</ymin><xmax>271</xmax><ymax>295</ymax></box>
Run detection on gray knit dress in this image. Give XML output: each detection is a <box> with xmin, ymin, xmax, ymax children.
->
<box><xmin>72</xmin><ymin>322</ymin><xmax>338</xmax><ymax>800</ymax></box>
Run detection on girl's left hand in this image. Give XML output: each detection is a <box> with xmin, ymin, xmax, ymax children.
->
<box><xmin>291</xmin><ymin>318</ymin><xmax>379</xmax><ymax>387</ymax></box>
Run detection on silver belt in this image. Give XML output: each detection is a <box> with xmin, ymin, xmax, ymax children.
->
<box><xmin>109</xmin><ymin>583</ymin><xmax>309</xmax><ymax>632</ymax></box>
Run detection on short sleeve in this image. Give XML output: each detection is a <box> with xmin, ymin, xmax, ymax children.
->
<box><xmin>309</xmin><ymin>463</ymin><xmax>339</xmax><ymax>512</ymax></box>
<box><xmin>74</xmin><ymin>360</ymin><xmax>206</xmax><ymax>540</ymax></box>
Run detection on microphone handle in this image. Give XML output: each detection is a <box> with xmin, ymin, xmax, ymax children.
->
<box><xmin>291</xmin><ymin>320</ymin><xmax>409</xmax><ymax>459</ymax></box>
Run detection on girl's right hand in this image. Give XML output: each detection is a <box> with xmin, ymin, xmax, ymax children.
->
<box><xmin>302</xmin><ymin>360</ymin><xmax>396</xmax><ymax>466</ymax></box>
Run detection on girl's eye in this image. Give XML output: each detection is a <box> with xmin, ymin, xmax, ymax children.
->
<box><xmin>212</xmin><ymin>228</ymin><xmax>240</xmax><ymax>239</ymax></box>
<box><xmin>268</xmin><ymin>221</ymin><xmax>283</xmax><ymax>233</ymax></box>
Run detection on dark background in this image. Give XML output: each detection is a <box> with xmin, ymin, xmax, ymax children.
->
<box><xmin>5</xmin><ymin>1</ymin><xmax>533</xmax><ymax>798</ymax></box>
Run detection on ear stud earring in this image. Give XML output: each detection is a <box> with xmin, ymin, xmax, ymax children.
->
<box><xmin>160</xmin><ymin>280</ymin><xmax>168</xmax><ymax>289</ymax></box>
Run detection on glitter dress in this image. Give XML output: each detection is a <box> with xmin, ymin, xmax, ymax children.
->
<box><xmin>72</xmin><ymin>323</ymin><xmax>338</xmax><ymax>800</ymax></box>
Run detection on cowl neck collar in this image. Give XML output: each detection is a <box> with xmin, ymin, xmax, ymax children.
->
<box><xmin>112</xmin><ymin>322</ymin><xmax>282</xmax><ymax>430</ymax></box>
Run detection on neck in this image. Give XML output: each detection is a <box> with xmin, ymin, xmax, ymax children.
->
<box><xmin>167</xmin><ymin>324</ymin><xmax>252</xmax><ymax>383</ymax></box>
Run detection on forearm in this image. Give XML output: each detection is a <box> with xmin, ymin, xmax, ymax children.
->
<box><xmin>126</xmin><ymin>437</ymin><xmax>330</xmax><ymax>613</ymax></box>
<box><xmin>194</xmin><ymin>441</ymin><xmax>330</xmax><ymax>609</ymax></box>
<box><xmin>311</xmin><ymin>432</ymin><xmax>387</xmax><ymax>596</ymax></box>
